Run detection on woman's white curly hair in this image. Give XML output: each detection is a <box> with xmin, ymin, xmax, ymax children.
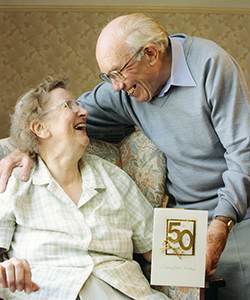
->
<box><xmin>10</xmin><ymin>75</ymin><xmax>70</xmax><ymax>157</ymax></box>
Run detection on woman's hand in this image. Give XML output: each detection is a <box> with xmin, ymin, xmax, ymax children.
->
<box><xmin>0</xmin><ymin>149</ymin><xmax>33</xmax><ymax>193</ymax></box>
<box><xmin>142</xmin><ymin>250</ymin><xmax>152</xmax><ymax>263</ymax></box>
<box><xmin>0</xmin><ymin>257</ymin><xmax>39</xmax><ymax>294</ymax></box>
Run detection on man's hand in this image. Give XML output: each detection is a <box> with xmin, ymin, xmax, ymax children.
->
<box><xmin>0</xmin><ymin>258</ymin><xmax>39</xmax><ymax>294</ymax></box>
<box><xmin>0</xmin><ymin>149</ymin><xmax>33</xmax><ymax>193</ymax></box>
<box><xmin>206</xmin><ymin>218</ymin><xmax>228</xmax><ymax>277</ymax></box>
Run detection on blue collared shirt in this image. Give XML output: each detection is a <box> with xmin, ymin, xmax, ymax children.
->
<box><xmin>158</xmin><ymin>35</ymin><xmax>196</xmax><ymax>97</ymax></box>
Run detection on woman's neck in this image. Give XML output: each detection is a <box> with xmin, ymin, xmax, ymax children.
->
<box><xmin>40</xmin><ymin>150</ymin><xmax>83</xmax><ymax>205</ymax></box>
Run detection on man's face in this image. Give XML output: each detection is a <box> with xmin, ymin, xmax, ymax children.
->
<box><xmin>97</xmin><ymin>45</ymin><xmax>164</xmax><ymax>103</ymax></box>
<box><xmin>115</xmin><ymin>53</ymin><xmax>161</xmax><ymax>102</ymax></box>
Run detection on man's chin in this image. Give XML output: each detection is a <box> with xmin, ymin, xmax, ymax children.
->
<box><xmin>134</xmin><ymin>94</ymin><xmax>152</xmax><ymax>103</ymax></box>
<box><xmin>131</xmin><ymin>86</ymin><xmax>151</xmax><ymax>102</ymax></box>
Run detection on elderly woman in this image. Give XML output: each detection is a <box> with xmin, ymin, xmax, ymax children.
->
<box><xmin>0</xmin><ymin>76</ymin><xmax>169</xmax><ymax>300</ymax></box>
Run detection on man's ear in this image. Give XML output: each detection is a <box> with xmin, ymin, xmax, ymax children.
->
<box><xmin>143</xmin><ymin>44</ymin><xmax>159</xmax><ymax>66</ymax></box>
<box><xmin>30</xmin><ymin>120</ymin><xmax>51</xmax><ymax>139</ymax></box>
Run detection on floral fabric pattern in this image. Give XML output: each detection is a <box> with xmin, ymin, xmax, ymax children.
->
<box><xmin>86</xmin><ymin>131</ymin><xmax>167</xmax><ymax>208</ymax></box>
<box><xmin>87</xmin><ymin>138</ymin><xmax>121</xmax><ymax>167</ymax></box>
<box><xmin>119</xmin><ymin>130</ymin><xmax>166</xmax><ymax>208</ymax></box>
<box><xmin>0</xmin><ymin>138</ymin><xmax>16</xmax><ymax>160</ymax></box>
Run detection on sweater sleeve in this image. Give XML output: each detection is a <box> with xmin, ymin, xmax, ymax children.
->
<box><xmin>205</xmin><ymin>47</ymin><xmax>250</xmax><ymax>222</ymax></box>
<box><xmin>77</xmin><ymin>82</ymin><xmax>135</xmax><ymax>142</ymax></box>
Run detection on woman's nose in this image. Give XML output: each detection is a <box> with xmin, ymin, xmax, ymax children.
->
<box><xmin>77</xmin><ymin>105</ymin><xmax>89</xmax><ymax>117</ymax></box>
<box><xmin>112</xmin><ymin>79</ymin><xmax>124</xmax><ymax>92</ymax></box>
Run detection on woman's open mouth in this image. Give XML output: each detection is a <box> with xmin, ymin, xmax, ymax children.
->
<box><xmin>74</xmin><ymin>123</ymin><xmax>86</xmax><ymax>130</ymax></box>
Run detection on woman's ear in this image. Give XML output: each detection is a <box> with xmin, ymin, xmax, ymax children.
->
<box><xmin>143</xmin><ymin>44</ymin><xmax>159</xmax><ymax>66</ymax></box>
<box><xmin>30</xmin><ymin>120</ymin><xmax>51</xmax><ymax>139</ymax></box>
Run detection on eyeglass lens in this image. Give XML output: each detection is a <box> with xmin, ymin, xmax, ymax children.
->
<box><xmin>99</xmin><ymin>47</ymin><xmax>143</xmax><ymax>84</ymax></box>
<box><xmin>99</xmin><ymin>71</ymin><xmax>125</xmax><ymax>84</ymax></box>
<box><xmin>99</xmin><ymin>73</ymin><xmax>112</xmax><ymax>83</ymax></box>
<box><xmin>66</xmin><ymin>100</ymin><xmax>79</xmax><ymax>112</ymax></box>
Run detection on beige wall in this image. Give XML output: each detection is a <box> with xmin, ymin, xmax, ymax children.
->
<box><xmin>0</xmin><ymin>5</ymin><xmax>250</xmax><ymax>138</ymax></box>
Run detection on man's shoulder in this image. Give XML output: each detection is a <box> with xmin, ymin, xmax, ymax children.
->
<box><xmin>183</xmin><ymin>34</ymin><xmax>226</xmax><ymax>57</ymax></box>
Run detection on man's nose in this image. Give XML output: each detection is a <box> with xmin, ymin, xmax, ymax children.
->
<box><xmin>111</xmin><ymin>79</ymin><xmax>124</xmax><ymax>92</ymax></box>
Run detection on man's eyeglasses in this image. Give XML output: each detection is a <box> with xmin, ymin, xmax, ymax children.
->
<box><xmin>99</xmin><ymin>47</ymin><xmax>144</xmax><ymax>84</ymax></box>
<box><xmin>40</xmin><ymin>99</ymin><xmax>80</xmax><ymax>117</ymax></box>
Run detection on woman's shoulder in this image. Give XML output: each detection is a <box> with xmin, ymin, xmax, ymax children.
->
<box><xmin>81</xmin><ymin>152</ymin><xmax>133</xmax><ymax>185</ymax></box>
<box><xmin>5</xmin><ymin>162</ymin><xmax>36</xmax><ymax>194</ymax></box>
<box><xmin>81</xmin><ymin>152</ymin><xmax>122</xmax><ymax>174</ymax></box>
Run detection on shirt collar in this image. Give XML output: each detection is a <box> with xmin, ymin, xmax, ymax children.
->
<box><xmin>32</xmin><ymin>155</ymin><xmax>106</xmax><ymax>207</ymax></box>
<box><xmin>32</xmin><ymin>155</ymin><xmax>105</xmax><ymax>190</ymax></box>
<box><xmin>32</xmin><ymin>156</ymin><xmax>52</xmax><ymax>185</ymax></box>
<box><xmin>158</xmin><ymin>35</ymin><xmax>196</xmax><ymax>97</ymax></box>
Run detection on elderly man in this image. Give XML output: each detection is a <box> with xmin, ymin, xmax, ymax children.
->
<box><xmin>0</xmin><ymin>13</ymin><xmax>250</xmax><ymax>300</ymax></box>
<box><xmin>79</xmin><ymin>14</ymin><xmax>250</xmax><ymax>300</ymax></box>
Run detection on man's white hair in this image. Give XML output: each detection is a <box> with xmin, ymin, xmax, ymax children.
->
<box><xmin>117</xmin><ymin>13</ymin><xmax>170</xmax><ymax>59</ymax></box>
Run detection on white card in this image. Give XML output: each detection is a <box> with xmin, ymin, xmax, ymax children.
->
<box><xmin>151</xmin><ymin>208</ymin><xmax>208</xmax><ymax>288</ymax></box>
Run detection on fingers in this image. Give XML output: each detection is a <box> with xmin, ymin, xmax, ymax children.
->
<box><xmin>0</xmin><ymin>264</ymin><xmax>7</xmax><ymax>289</ymax></box>
<box><xmin>18</xmin><ymin>259</ymin><xmax>31</xmax><ymax>294</ymax></box>
<box><xmin>0</xmin><ymin>258</ymin><xmax>39</xmax><ymax>294</ymax></box>
<box><xmin>206</xmin><ymin>268</ymin><xmax>216</xmax><ymax>277</ymax></box>
<box><xmin>19</xmin><ymin>155</ymin><xmax>33</xmax><ymax>183</ymax></box>
<box><xmin>32</xmin><ymin>282</ymin><xmax>40</xmax><ymax>292</ymax></box>
<box><xmin>205</xmin><ymin>254</ymin><xmax>217</xmax><ymax>277</ymax></box>
<box><xmin>0</xmin><ymin>258</ymin><xmax>18</xmax><ymax>292</ymax></box>
<box><xmin>22</xmin><ymin>258</ymin><xmax>39</xmax><ymax>294</ymax></box>
<box><xmin>0</xmin><ymin>149</ymin><xmax>33</xmax><ymax>193</ymax></box>
<box><xmin>0</xmin><ymin>160</ymin><xmax>13</xmax><ymax>193</ymax></box>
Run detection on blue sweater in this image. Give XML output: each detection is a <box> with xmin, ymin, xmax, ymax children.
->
<box><xmin>78</xmin><ymin>34</ymin><xmax>250</xmax><ymax>222</ymax></box>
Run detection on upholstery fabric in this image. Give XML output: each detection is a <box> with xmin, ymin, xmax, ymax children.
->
<box><xmin>87</xmin><ymin>130</ymin><xmax>166</xmax><ymax>207</ymax></box>
<box><xmin>119</xmin><ymin>130</ymin><xmax>166</xmax><ymax>208</ymax></box>
<box><xmin>0</xmin><ymin>138</ymin><xmax>16</xmax><ymax>160</ymax></box>
<box><xmin>87</xmin><ymin>138</ymin><xmax>121</xmax><ymax>166</ymax></box>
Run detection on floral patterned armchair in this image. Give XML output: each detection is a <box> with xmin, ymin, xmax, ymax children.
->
<box><xmin>0</xmin><ymin>130</ymin><xmax>225</xmax><ymax>300</ymax></box>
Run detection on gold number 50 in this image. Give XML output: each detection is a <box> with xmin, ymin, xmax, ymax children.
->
<box><xmin>168</xmin><ymin>221</ymin><xmax>194</xmax><ymax>251</ymax></box>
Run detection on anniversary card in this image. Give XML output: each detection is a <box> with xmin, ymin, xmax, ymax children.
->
<box><xmin>151</xmin><ymin>208</ymin><xmax>208</xmax><ymax>287</ymax></box>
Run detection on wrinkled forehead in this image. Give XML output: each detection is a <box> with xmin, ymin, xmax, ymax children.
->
<box><xmin>96</xmin><ymin>16</ymin><xmax>129</xmax><ymax>72</ymax></box>
<box><xmin>96</xmin><ymin>41</ymin><xmax>129</xmax><ymax>73</ymax></box>
<box><xmin>49</xmin><ymin>87</ymin><xmax>73</xmax><ymax>106</ymax></box>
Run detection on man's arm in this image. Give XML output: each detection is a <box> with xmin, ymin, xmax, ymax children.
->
<box><xmin>78</xmin><ymin>82</ymin><xmax>136</xmax><ymax>143</ymax></box>
<box><xmin>205</xmin><ymin>49</ymin><xmax>250</xmax><ymax>222</ymax></box>
<box><xmin>0</xmin><ymin>149</ymin><xmax>33</xmax><ymax>193</ymax></box>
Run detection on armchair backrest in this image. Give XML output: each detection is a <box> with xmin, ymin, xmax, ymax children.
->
<box><xmin>87</xmin><ymin>130</ymin><xmax>167</xmax><ymax>208</ymax></box>
<box><xmin>0</xmin><ymin>130</ymin><xmax>167</xmax><ymax>208</ymax></box>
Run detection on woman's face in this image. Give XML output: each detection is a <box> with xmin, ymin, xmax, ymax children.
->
<box><xmin>43</xmin><ymin>87</ymin><xmax>90</xmax><ymax>151</ymax></box>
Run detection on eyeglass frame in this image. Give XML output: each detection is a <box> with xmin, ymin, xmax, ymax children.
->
<box><xmin>99</xmin><ymin>46</ymin><xmax>144</xmax><ymax>84</ymax></box>
<box><xmin>40</xmin><ymin>99</ymin><xmax>80</xmax><ymax>117</ymax></box>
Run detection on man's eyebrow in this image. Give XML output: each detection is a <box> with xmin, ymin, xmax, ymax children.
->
<box><xmin>108</xmin><ymin>62</ymin><xmax>121</xmax><ymax>73</ymax></box>
<box><xmin>108</xmin><ymin>54</ymin><xmax>128</xmax><ymax>73</ymax></box>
